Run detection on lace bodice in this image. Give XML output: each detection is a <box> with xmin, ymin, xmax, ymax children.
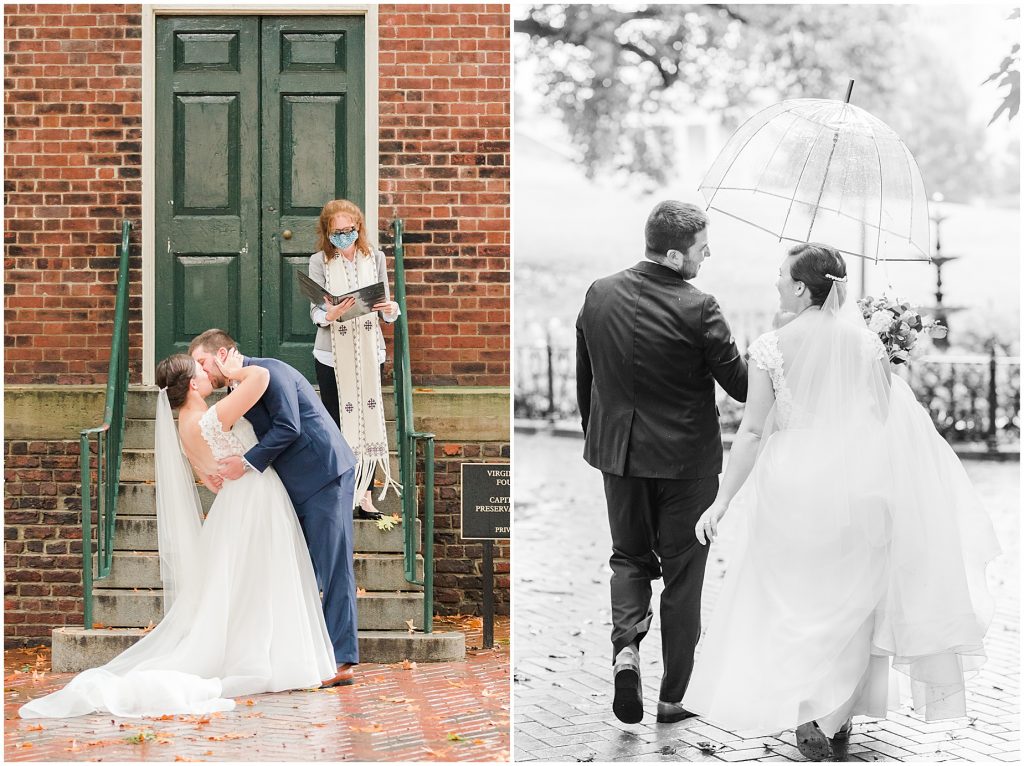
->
<box><xmin>198</xmin><ymin>406</ymin><xmax>258</xmax><ymax>461</ymax></box>
<box><xmin>748</xmin><ymin>329</ymin><xmax>888</xmax><ymax>426</ymax></box>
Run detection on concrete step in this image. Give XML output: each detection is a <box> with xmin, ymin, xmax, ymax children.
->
<box><xmin>121</xmin><ymin>448</ymin><xmax>402</xmax><ymax>484</ymax></box>
<box><xmin>52</xmin><ymin>626</ymin><xmax>464</xmax><ymax>672</ymax></box>
<box><xmin>93</xmin><ymin>551</ymin><xmax>422</xmax><ymax>593</ymax></box>
<box><xmin>123</xmin><ymin>416</ymin><xmax>400</xmax><ymax>451</ymax></box>
<box><xmin>92</xmin><ymin>589</ymin><xmax>425</xmax><ymax>631</ymax></box>
<box><xmin>93</xmin><ymin>551</ymin><xmax>162</xmax><ymax>589</ymax></box>
<box><xmin>126</xmin><ymin>387</ymin><xmax>397</xmax><ymax>420</ymax></box>
<box><xmin>116</xmin><ymin>480</ymin><xmax>404</xmax><ymax>518</ymax></box>
<box><xmin>112</xmin><ymin>515</ymin><xmax>419</xmax><ymax>554</ymax></box>
<box><xmin>354</xmin><ymin>553</ymin><xmax>424</xmax><ymax>591</ymax></box>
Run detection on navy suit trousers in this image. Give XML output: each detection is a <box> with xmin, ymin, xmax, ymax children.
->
<box><xmin>293</xmin><ymin>469</ymin><xmax>358</xmax><ymax>664</ymax></box>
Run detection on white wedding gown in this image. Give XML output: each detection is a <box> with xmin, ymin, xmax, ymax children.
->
<box><xmin>682</xmin><ymin>316</ymin><xmax>1000</xmax><ymax>737</ymax></box>
<box><xmin>20</xmin><ymin>406</ymin><xmax>336</xmax><ymax>718</ymax></box>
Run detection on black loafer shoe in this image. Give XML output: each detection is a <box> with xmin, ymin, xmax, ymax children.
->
<box><xmin>656</xmin><ymin>700</ymin><xmax>697</xmax><ymax>723</ymax></box>
<box><xmin>796</xmin><ymin>721</ymin><xmax>832</xmax><ymax>762</ymax></box>
<box><xmin>612</xmin><ymin>647</ymin><xmax>643</xmax><ymax>724</ymax></box>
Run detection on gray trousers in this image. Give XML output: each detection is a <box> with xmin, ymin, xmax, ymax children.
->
<box><xmin>603</xmin><ymin>473</ymin><xmax>719</xmax><ymax>703</ymax></box>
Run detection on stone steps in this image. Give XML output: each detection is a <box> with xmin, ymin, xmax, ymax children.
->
<box><xmin>120</xmin><ymin>448</ymin><xmax>403</xmax><ymax>484</ymax></box>
<box><xmin>52</xmin><ymin>627</ymin><xmax>465</xmax><ymax>672</ymax></box>
<box><xmin>93</xmin><ymin>551</ymin><xmax>424</xmax><ymax>591</ymax></box>
<box><xmin>116</xmin><ymin>482</ymin><xmax>406</xmax><ymax>519</ymax></box>
<box><xmin>123</xmin><ymin>416</ymin><xmax>400</xmax><ymax>451</ymax></box>
<box><xmin>108</xmin><ymin>515</ymin><xmax>416</xmax><ymax>552</ymax></box>
<box><xmin>92</xmin><ymin>589</ymin><xmax>426</xmax><ymax>632</ymax></box>
<box><xmin>126</xmin><ymin>387</ymin><xmax>397</xmax><ymax>421</ymax></box>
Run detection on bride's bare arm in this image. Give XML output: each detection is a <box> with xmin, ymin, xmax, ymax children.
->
<box><xmin>212</xmin><ymin>349</ymin><xmax>270</xmax><ymax>431</ymax></box>
<box><xmin>696</xmin><ymin>365</ymin><xmax>775</xmax><ymax>545</ymax></box>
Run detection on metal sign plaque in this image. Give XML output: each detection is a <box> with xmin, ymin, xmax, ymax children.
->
<box><xmin>460</xmin><ymin>463</ymin><xmax>510</xmax><ymax>540</ymax></box>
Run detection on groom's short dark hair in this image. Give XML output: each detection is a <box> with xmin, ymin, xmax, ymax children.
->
<box><xmin>645</xmin><ymin>201</ymin><xmax>707</xmax><ymax>258</ymax></box>
<box><xmin>189</xmin><ymin>328</ymin><xmax>238</xmax><ymax>355</ymax></box>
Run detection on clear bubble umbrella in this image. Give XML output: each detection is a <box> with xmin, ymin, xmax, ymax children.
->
<box><xmin>699</xmin><ymin>83</ymin><xmax>931</xmax><ymax>262</ymax></box>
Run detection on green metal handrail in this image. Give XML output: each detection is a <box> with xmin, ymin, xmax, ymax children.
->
<box><xmin>80</xmin><ymin>220</ymin><xmax>133</xmax><ymax>629</ymax></box>
<box><xmin>390</xmin><ymin>219</ymin><xmax>435</xmax><ymax>634</ymax></box>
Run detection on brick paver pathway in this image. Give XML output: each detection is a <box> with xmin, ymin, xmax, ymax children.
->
<box><xmin>514</xmin><ymin>431</ymin><xmax>1019</xmax><ymax>762</ymax></box>
<box><xmin>5</xmin><ymin>617</ymin><xmax>510</xmax><ymax>762</ymax></box>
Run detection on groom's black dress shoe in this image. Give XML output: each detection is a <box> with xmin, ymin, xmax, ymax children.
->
<box><xmin>354</xmin><ymin>509</ymin><xmax>383</xmax><ymax>520</ymax></box>
<box><xmin>656</xmin><ymin>700</ymin><xmax>697</xmax><ymax>724</ymax></box>
<box><xmin>795</xmin><ymin>721</ymin><xmax>832</xmax><ymax>762</ymax></box>
<box><xmin>612</xmin><ymin>646</ymin><xmax>643</xmax><ymax>724</ymax></box>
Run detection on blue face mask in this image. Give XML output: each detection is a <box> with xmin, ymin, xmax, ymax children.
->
<box><xmin>329</xmin><ymin>230</ymin><xmax>358</xmax><ymax>250</ymax></box>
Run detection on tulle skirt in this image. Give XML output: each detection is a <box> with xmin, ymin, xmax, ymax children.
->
<box><xmin>20</xmin><ymin>468</ymin><xmax>337</xmax><ymax>718</ymax></box>
<box><xmin>682</xmin><ymin>377</ymin><xmax>999</xmax><ymax>736</ymax></box>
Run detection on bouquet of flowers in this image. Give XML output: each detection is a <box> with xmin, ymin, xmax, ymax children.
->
<box><xmin>857</xmin><ymin>295</ymin><xmax>947</xmax><ymax>365</ymax></box>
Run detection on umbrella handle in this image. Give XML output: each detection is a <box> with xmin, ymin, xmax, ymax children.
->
<box><xmin>845</xmin><ymin>79</ymin><xmax>855</xmax><ymax>104</ymax></box>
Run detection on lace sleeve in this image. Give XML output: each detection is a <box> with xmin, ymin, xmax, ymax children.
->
<box><xmin>747</xmin><ymin>332</ymin><xmax>778</xmax><ymax>372</ymax></box>
<box><xmin>198</xmin><ymin>405</ymin><xmax>236</xmax><ymax>461</ymax></box>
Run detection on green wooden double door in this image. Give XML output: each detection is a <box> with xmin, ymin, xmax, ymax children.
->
<box><xmin>155</xmin><ymin>15</ymin><xmax>366</xmax><ymax>380</ymax></box>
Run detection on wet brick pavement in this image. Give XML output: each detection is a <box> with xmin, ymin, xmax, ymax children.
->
<box><xmin>514</xmin><ymin>431</ymin><xmax>1019</xmax><ymax>762</ymax></box>
<box><xmin>5</xmin><ymin>617</ymin><xmax>510</xmax><ymax>762</ymax></box>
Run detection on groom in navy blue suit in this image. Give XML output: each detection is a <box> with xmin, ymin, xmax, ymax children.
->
<box><xmin>190</xmin><ymin>329</ymin><xmax>359</xmax><ymax>686</ymax></box>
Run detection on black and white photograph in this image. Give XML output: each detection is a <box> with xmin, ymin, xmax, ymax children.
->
<box><xmin>513</xmin><ymin>3</ymin><xmax>1020</xmax><ymax>762</ymax></box>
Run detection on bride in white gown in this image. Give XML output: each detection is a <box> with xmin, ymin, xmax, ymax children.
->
<box><xmin>681</xmin><ymin>243</ymin><xmax>999</xmax><ymax>761</ymax></box>
<box><xmin>20</xmin><ymin>350</ymin><xmax>337</xmax><ymax>718</ymax></box>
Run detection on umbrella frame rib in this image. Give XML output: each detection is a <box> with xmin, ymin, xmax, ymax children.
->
<box><xmin>702</xmin><ymin>186</ymin><xmax>927</xmax><ymax>254</ymax></box>
<box><xmin>705</xmin><ymin>205</ymin><xmax>931</xmax><ymax>262</ymax></box>
<box><xmin>779</xmin><ymin>119</ymin><xmax>830</xmax><ymax>249</ymax></box>
<box><xmin>702</xmin><ymin>103</ymin><xmax>803</xmax><ymax>210</ymax></box>
<box><xmin>865</xmin><ymin>115</ymin><xmax>887</xmax><ymax>263</ymax></box>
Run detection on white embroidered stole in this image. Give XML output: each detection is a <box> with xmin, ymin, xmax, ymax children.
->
<box><xmin>324</xmin><ymin>251</ymin><xmax>400</xmax><ymax>507</ymax></box>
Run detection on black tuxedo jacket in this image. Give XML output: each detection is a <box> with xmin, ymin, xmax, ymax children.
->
<box><xmin>576</xmin><ymin>260</ymin><xmax>748</xmax><ymax>479</ymax></box>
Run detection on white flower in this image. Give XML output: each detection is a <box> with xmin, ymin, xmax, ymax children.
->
<box><xmin>868</xmin><ymin>311</ymin><xmax>892</xmax><ymax>333</ymax></box>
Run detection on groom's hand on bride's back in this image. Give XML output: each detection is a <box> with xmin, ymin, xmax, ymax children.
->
<box><xmin>217</xmin><ymin>455</ymin><xmax>246</xmax><ymax>481</ymax></box>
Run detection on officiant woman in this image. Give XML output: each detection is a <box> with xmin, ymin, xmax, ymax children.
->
<box><xmin>308</xmin><ymin>198</ymin><xmax>401</xmax><ymax>519</ymax></box>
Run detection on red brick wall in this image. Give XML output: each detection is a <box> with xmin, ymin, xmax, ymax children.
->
<box><xmin>377</xmin><ymin>4</ymin><xmax>510</xmax><ymax>387</ymax></box>
<box><xmin>4</xmin><ymin>4</ymin><xmax>510</xmax><ymax>388</ymax></box>
<box><xmin>3</xmin><ymin>4</ymin><xmax>144</xmax><ymax>385</ymax></box>
<box><xmin>4</xmin><ymin>440</ymin><xmax>88</xmax><ymax>644</ymax></box>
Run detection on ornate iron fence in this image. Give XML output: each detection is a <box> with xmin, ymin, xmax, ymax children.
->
<box><xmin>516</xmin><ymin>341</ymin><xmax>1021</xmax><ymax>450</ymax></box>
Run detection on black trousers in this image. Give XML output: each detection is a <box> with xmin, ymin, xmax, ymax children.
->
<box><xmin>603</xmin><ymin>472</ymin><xmax>719</xmax><ymax>703</ymax></box>
<box><xmin>315</xmin><ymin>357</ymin><xmax>379</xmax><ymax>494</ymax></box>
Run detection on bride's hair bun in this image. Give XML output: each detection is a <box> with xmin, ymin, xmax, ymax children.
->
<box><xmin>156</xmin><ymin>354</ymin><xmax>196</xmax><ymax>409</ymax></box>
<box><xmin>788</xmin><ymin>243</ymin><xmax>847</xmax><ymax>307</ymax></box>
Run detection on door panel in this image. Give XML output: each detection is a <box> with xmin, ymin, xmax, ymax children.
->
<box><xmin>156</xmin><ymin>16</ymin><xmax>260</xmax><ymax>360</ymax></box>
<box><xmin>261</xmin><ymin>16</ymin><xmax>366</xmax><ymax>378</ymax></box>
<box><xmin>155</xmin><ymin>15</ymin><xmax>365</xmax><ymax>380</ymax></box>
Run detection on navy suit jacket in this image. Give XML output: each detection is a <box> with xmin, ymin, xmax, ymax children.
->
<box><xmin>576</xmin><ymin>261</ymin><xmax>748</xmax><ymax>479</ymax></box>
<box><xmin>241</xmin><ymin>356</ymin><xmax>357</xmax><ymax>506</ymax></box>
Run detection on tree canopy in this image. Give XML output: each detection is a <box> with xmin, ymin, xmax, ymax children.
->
<box><xmin>516</xmin><ymin>4</ymin><xmax>1017</xmax><ymax>202</ymax></box>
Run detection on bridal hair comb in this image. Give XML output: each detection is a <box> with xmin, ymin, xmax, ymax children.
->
<box><xmin>825</xmin><ymin>273</ymin><xmax>848</xmax><ymax>283</ymax></box>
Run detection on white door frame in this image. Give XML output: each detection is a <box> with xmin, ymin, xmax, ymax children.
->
<box><xmin>141</xmin><ymin>4</ymin><xmax>379</xmax><ymax>384</ymax></box>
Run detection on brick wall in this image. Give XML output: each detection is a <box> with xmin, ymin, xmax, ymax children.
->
<box><xmin>430</xmin><ymin>442</ymin><xmax>510</xmax><ymax>615</ymax></box>
<box><xmin>4</xmin><ymin>440</ymin><xmax>87</xmax><ymax>645</ymax></box>
<box><xmin>3</xmin><ymin>4</ymin><xmax>144</xmax><ymax>385</ymax></box>
<box><xmin>377</xmin><ymin>4</ymin><xmax>510</xmax><ymax>387</ymax></box>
